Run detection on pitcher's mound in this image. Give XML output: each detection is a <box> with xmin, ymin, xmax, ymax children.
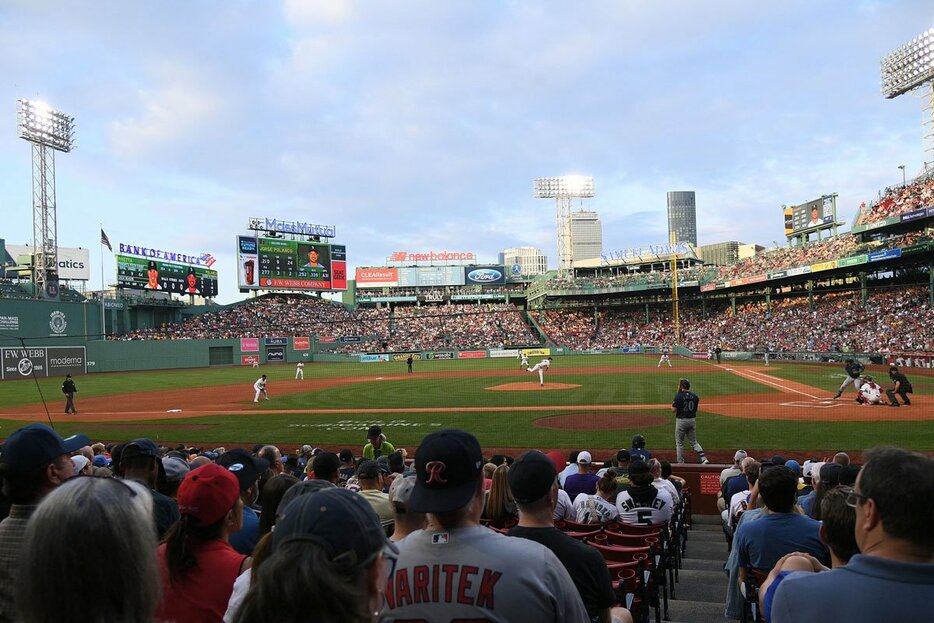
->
<box><xmin>487</xmin><ymin>382</ymin><xmax>581</xmax><ymax>391</ymax></box>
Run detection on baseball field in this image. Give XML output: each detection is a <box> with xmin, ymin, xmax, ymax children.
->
<box><xmin>0</xmin><ymin>354</ymin><xmax>931</xmax><ymax>461</ymax></box>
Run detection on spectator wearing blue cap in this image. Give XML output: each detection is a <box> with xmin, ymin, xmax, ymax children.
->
<box><xmin>218</xmin><ymin>449</ymin><xmax>270</xmax><ymax>556</ymax></box>
<box><xmin>121</xmin><ymin>438</ymin><xmax>180</xmax><ymax>539</ymax></box>
<box><xmin>0</xmin><ymin>423</ymin><xmax>89</xmax><ymax>621</ymax></box>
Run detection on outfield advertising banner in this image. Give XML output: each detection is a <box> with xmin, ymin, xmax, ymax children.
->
<box><xmin>489</xmin><ymin>349</ymin><xmax>519</xmax><ymax>358</ymax></box>
<box><xmin>6</xmin><ymin>245</ymin><xmax>91</xmax><ymax>281</ymax></box>
<box><xmin>355</xmin><ymin>268</ymin><xmax>399</xmax><ymax>288</ymax></box>
<box><xmin>241</xmin><ymin>354</ymin><xmax>260</xmax><ymax>366</ymax></box>
<box><xmin>458</xmin><ymin>351</ymin><xmax>488</xmax><ymax>359</ymax></box>
<box><xmin>293</xmin><ymin>337</ymin><xmax>310</xmax><ymax>350</ymax></box>
<box><xmin>1</xmin><ymin>346</ymin><xmax>86</xmax><ymax>379</ymax></box>
<box><xmin>392</xmin><ymin>353</ymin><xmax>422</xmax><ymax>362</ymax></box>
<box><xmin>426</xmin><ymin>352</ymin><xmax>454</xmax><ymax>360</ymax></box>
<box><xmin>464</xmin><ymin>266</ymin><xmax>506</xmax><ymax>285</ymax></box>
<box><xmin>360</xmin><ymin>354</ymin><xmax>390</xmax><ymax>363</ymax></box>
<box><xmin>900</xmin><ymin>208</ymin><xmax>928</xmax><ymax>223</ymax></box>
<box><xmin>265</xmin><ymin>337</ymin><xmax>288</xmax><ymax>346</ymax></box>
<box><xmin>117</xmin><ymin>254</ymin><xmax>219</xmax><ymax>297</ymax></box>
<box><xmin>240</xmin><ymin>338</ymin><xmax>259</xmax><ymax>352</ymax></box>
<box><xmin>522</xmin><ymin>348</ymin><xmax>551</xmax><ymax>357</ymax></box>
<box><xmin>266</xmin><ymin>347</ymin><xmax>285</xmax><ymax>362</ymax></box>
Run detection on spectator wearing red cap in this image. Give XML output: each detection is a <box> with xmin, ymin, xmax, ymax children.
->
<box><xmin>155</xmin><ymin>463</ymin><xmax>249</xmax><ymax>623</ymax></box>
<box><xmin>0</xmin><ymin>423</ymin><xmax>88</xmax><ymax>622</ymax></box>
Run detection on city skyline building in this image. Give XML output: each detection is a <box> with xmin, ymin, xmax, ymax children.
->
<box><xmin>667</xmin><ymin>191</ymin><xmax>698</xmax><ymax>246</ymax></box>
<box><xmin>499</xmin><ymin>246</ymin><xmax>548</xmax><ymax>277</ymax></box>
<box><xmin>570</xmin><ymin>210</ymin><xmax>602</xmax><ymax>264</ymax></box>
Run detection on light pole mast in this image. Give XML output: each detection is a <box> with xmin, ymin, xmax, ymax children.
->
<box><xmin>17</xmin><ymin>99</ymin><xmax>75</xmax><ymax>300</ymax></box>
<box><xmin>533</xmin><ymin>175</ymin><xmax>595</xmax><ymax>276</ymax></box>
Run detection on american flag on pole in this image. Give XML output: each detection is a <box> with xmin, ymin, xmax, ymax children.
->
<box><xmin>100</xmin><ymin>229</ymin><xmax>113</xmax><ymax>252</ymax></box>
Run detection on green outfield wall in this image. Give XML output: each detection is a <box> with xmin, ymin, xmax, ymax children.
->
<box><xmin>0</xmin><ymin>299</ymin><xmax>101</xmax><ymax>347</ymax></box>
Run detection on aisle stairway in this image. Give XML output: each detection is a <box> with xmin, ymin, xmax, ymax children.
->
<box><xmin>666</xmin><ymin>514</ymin><xmax>729</xmax><ymax>623</ymax></box>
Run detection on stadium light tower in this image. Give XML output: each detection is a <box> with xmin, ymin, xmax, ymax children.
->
<box><xmin>533</xmin><ymin>175</ymin><xmax>595</xmax><ymax>273</ymax></box>
<box><xmin>881</xmin><ymin>27</ymin><xmax>934</xmax><ymax>164</ymax></box>
<box><xmin>17</xmin><ymin>99</ymin><xmax>75</xmax><ymax>300</ymax></box>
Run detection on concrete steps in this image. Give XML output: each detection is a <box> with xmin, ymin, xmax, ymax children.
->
<box><xmin>663</xmin><ymin>513</ymin><xmax>728</xmax><ymax>623</ymax></box>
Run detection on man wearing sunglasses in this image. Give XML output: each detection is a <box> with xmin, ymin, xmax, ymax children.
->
<box><xmin>769</xmin><ymin>447</ymin><xmax>934</xmax><ymax>622</ymax></box>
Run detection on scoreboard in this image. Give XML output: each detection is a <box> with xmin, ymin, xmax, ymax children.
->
<box><xmin>237</xmin><ymin>235</ymin><xmax>347</xmax><ymax>291</ymax></box>
<box><xmin>784</xmin><ymin>195</ymin><xmax>836</xmax><ymax>236</ymax></box>
<box><xmin>117</xmin><ymin>255</ymin><xmax>219</xmax><ymax>297</ymax></box>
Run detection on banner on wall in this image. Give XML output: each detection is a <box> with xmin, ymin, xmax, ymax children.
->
<box><xmin>241</xmin><ymin>355</ymin><xmax>260</xmax><ymax>366</ymax></box>
<box><xmin>240</xmin><ymin>338</ymin><xmax>259</xmax><ymax>352</ymax></box>
<box><xmin>266</xmin><ymin>347</ymin><xmax>285</xmax><ymax>362</ymax></box>
<box><xmin>293</xmin><ymin>337</ymin><xmax>310</xmax><ymax>350</ymax></box>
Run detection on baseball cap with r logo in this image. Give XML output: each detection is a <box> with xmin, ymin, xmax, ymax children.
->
<box><xmin>409</xmin><ymin>429</ymin><xmax>483</xmax><ymax>514</ymax></box>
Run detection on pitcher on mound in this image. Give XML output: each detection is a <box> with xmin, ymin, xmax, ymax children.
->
<box><xmin>527</xmin><ymin>357</ymin><xmax>552</xmax><ymax>386</ymax></box>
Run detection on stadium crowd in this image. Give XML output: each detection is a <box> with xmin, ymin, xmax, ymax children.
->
<box><xmin>535</xmin><ymin>285</ymin><xmax>933</xmax><ymax>354</ymax></box>
<box><xmin>116</xmin><ymin>297</ymin><xmax>537</xmax><ymax>353</ymax></box>
<box><xmin>856</xmin><ymin>172</ymin><xmax>934</xmax><ymax>225</ymax></box>
<box><xmin>2</xmin><ymin>423</ymin><xmax>931</xmax><ymax>622</ymax></box>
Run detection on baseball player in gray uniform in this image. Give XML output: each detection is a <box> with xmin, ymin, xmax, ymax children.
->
<box><xmin>381</xmin><ymin>429</ymin><xmax>589</xmax><ymax>622</ymax></box>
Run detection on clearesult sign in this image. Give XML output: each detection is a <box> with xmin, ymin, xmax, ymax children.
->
<box><xmin>1</xmin><ymin>346</ymin><xmax>87</xmax><ymax>380</ymax></box>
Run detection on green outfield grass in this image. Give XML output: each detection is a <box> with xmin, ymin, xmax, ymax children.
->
<box><xmin>0</xmin><ymin>354</ymin><xmax>930</xmax><ymax>454</ymax></box>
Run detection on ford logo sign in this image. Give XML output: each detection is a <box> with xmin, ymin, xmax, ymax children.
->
<box><xmin>467</xmin><ymin>269</ymin><xmax>502</xmax><ymax>282</ymax></box>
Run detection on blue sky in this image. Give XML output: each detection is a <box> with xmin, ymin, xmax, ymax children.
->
<box><xmin>1</xmin><ymin>1</ymin><xmax>932</xmax><ymax>303</ymax></box>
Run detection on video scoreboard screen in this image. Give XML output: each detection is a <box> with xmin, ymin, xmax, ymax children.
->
<box><xmin>237</xmin><ymin>235</ymin><xmax>347</xmax><ymax>291</ymax></box>
<box><xmin>117</xmin><ymin>255</ymin><xmax>219</xmax><ymax>297</ymax></box>
<box><xmin>784</xmin><ymin>196</ymin><xmax>836</xmax><ymax>235</ymax></box>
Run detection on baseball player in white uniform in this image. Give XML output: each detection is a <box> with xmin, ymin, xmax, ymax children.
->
<box><xmin>253</xmin><ymin>374</ymin><xmax>269</xmax><ymax>402</ymax></box>
<box><xmin>518</xmin><ymin>351</ymin><xmax>529</xmax><ymax>369</ymax></box>
<box><xmin>527</xmin><ymin>357</ymin><xmax>552</xmax><ymax>386</ymax></box>
<box><xmin>251</xmin><ymin>358</ymin><xmax>259</xmax><ymax>368</ymax></box>
<box><xmin>857</xmin><ymin>376</ymin><xmax>883</xmax><ymax>405</ymax></box>
<box><xmin>295</xmin><ymin>361</ymin><xmax>304</xmax><ymax>380</ymax></box>
<box><xmin>658</xmin><ymin>346</ymin><xmax>672</xmax><ymax>367</ymax></box>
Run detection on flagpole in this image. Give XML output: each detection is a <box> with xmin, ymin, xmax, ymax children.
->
<box><xmin>100</xmin><ymin>224</ymin><xmax>106</xmax><ymax>339</ymax></box>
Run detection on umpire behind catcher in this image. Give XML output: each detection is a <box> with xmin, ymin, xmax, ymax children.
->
<box><xmin>672</xmin><ymin>379</ymin><xmax>709</xmax><ymax>465</ymax></box>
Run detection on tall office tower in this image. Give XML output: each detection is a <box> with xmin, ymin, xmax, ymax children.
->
<box><xmin>500</xmin><ymin>246</ymin><xmax>548</xmax><ymax>276</ymax></box>
<box><xmin>570</xmin><ymin>211</ymin><xmax>602</xmax><ymax>263</ymax></box>
<box><xmin>667</xmin><ymin>191</ymin><xmax>697</xmax><ymax>246</ymax></box>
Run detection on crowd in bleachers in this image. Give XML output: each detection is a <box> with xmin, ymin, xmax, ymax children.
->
<box><xmin>115</xmin><ymin>296</ymin><xmax>538</xmax><ymax>353</ymax></box>
<box><xmin>856</xmin><ymin>172</ymin><xmax>934</xmax><ymax>225</ymax></box>
<box><xmin>4</xmin><ymin>423</ymin><xmax>930</xmax><ymax>622</ymax></box>
<box><xmin>535</xmin><ymin>285</ymin><xmax>934</xmax><ymax>354</ymax></box>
